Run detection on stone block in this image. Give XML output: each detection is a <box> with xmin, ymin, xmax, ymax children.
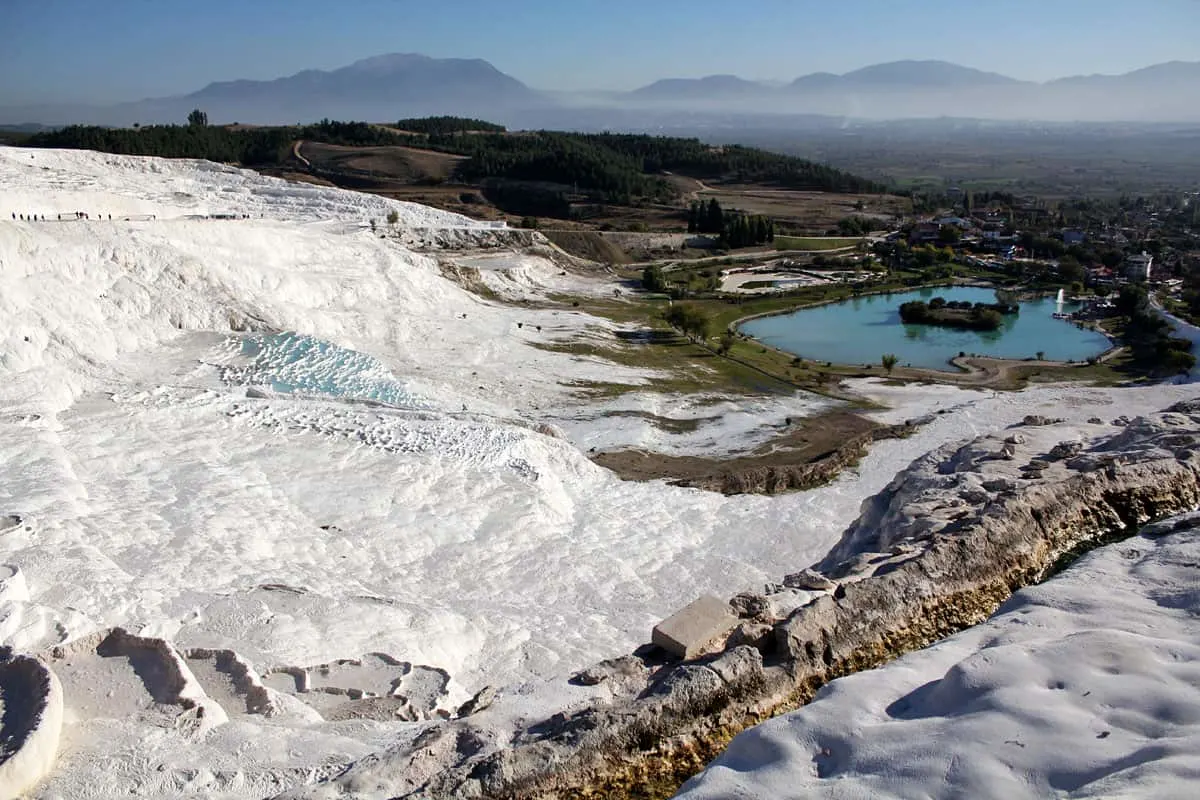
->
<box><xmin>652</xmin><ymin>595</ymin><xmax>737</xmax><ymax>659</ymax></box>
<box><xmin>783</xmin><ymin>569</ymin><xmax>837</xmax><ymax>591</ymax></box>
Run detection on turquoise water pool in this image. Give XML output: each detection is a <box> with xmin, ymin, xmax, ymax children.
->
<box><xmin>231</xmin><ymin>332</ymin><xmax>433</xmax><ymax>408</ymax></box>
<box><xmin>739</xmin><ymin>286</ymin><xmax>1113</xmax><ymax>371</ymax></box>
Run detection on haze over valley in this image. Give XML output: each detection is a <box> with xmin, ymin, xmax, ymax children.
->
<box><xmin>5</xmin><ymin>53</ymin><xmax>1200</xmax><ymax>126</ymax></box>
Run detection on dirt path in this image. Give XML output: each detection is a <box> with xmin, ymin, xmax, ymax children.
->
<box><xmin>877</xmin><ymin>345</ymin><xmax>1124</xmax><ymax>388</ymax></box>
<box><xmin>661</xmin><ymin>172</ymin><xmax>712</xmax><ymax>200</ymax></box>
<box><xmin>291</xmin><ymin>140</ymin><xmax>311</xmax><ymax>168</ymax></box>
<box><xmin>622</xmin><ymin>246</ymin><xmax>860</xmax><ymax>271</ymax></box>
<box><xmin>593</xmin><ymin>412</ymin><xmax>915</xmax><ymax>494</ymax></box>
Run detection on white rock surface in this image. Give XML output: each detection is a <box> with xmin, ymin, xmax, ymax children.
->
<box><xmin>676</xmin><ymin>514</ymin><xmax>1200</xmax><ymax>800</ymax></box>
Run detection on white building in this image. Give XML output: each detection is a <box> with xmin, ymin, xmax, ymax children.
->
<box><xmin>1124</xmin><ymin>251</ymin><xmax>1153</xmax><ymax>282</ymax></box>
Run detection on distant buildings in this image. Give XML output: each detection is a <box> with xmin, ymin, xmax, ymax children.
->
<box><xmin>1062</xmin><ymin>229</ymin><xmax>1086</xmax><ymax>246</ymax></box>
<box><xmin>1087</xmin><ymin>265</ymin><xmax>1115</xmax><ymax>287</ymax></box>
<box><xmin>908</xmin><ymin>216</ymin><xmax>975</xmax><ymax>245</ymax></box>
<box><xmin>909</xmin><ymin>222</ymin><xmax>940</xmax><ymax>244</ymax></box>
<box><xmin>1124</xmin><ymin>251</ymin><xmax>1154</xmax><ymax>282</ymax></box>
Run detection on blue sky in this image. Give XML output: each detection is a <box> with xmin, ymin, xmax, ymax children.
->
<box><xmin>4</xmin><ymin>0</ymin><xmax>1199</xmax><ymax>105</ymax></box>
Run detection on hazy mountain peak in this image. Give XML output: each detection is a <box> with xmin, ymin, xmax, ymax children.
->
<box><xmin>1048</xmin><ymin>60</ymin><xmax>1200</xmax><ymax>88</ymax></box>
<box><xmin>158</xmin><ymin>53</ymin><xmax>547</xmax><ymax>125</ymax></box>
<box><xmin>1116</xmin><ymin>60</ymin><xmax>1200</xmax><ymax>80</ymax></box>
<box><xmin>342</xmin><ymin>53</ymin><xmax>433</xmax><ymax>72</ymax></box>
<box><xmin>787</xmin><ymin>71</ymin><xmax>841</xmax><ymax>89</ymax></box>
<box><xmin>699</xmin><ymin>74</ymin><xmax>755</xmax><ymax>84</ymax></box>
<box><xmin>632</xmin><ymin>74</ymin><xmax>767</xmax><ymax>98</ymax></box>
<box><xmin>839</xmin><ymin>60</ymin><xmax>1023</xmax><ymax>86</ymax></box>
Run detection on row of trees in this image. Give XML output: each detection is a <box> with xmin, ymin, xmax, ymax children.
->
<box><xmin>687</xmin><ymin>199</ymin><xmax>725</xmax><ymax>234</ymax></box>
<box><xmin>664</xmin><ymin>306</ymin><xmax>736</xmax><ymax>357</ymax></box>
<box><xmin>642</xmin><ymin>264</ymin><xmax>668</xmax><ymax>293</ymax></box>
<box><xmin>1115</xmin><ymin>285</ymin><xmax>1196</xmax><ymax>375</ymax></box>
<box><xmin>686</xmin><ymin>200</ymin><xmax>774</xmax><ymax>247</ymax></box>
<box><xmin>927</xmin><ymin>296</ymin><xmax>1018</xmax><ymax>314</ymax></box>
<box><xmin>26</xmin><ymin>118</ymin><xmax>417</xmax><ymax>164</ymax></box>
<box><xmin>663</xmin><ymin>304</ymin><xmax>712</xmax><ymax>341</ymax></box>
<box><xmin>30</xmin><ymin>123</ymin><xmax>295</xmax><ymax>164</ymax></box>
<box><xmin>898</xmin><ymin>298</ymin><xmax>1007</xmax><ymax>331</ymax></box>
<box><xmin>721</xmin><ymin>212</ymin><xmax>775</xmax><ymax>248</ymax></box>
<box><xmin>837</xmin><ymin>216</ymin><xmax>874</xmax><ymax>236</ymax></box>
<box><xmin>395</xmin><ymin>116</ymin><xmax>505</xmax><ymax>135</ymax></box>
<box><xmin>1180</xmin><ymin>266</ymin><xmax>1200</xmax><ymax>323</ymax></box>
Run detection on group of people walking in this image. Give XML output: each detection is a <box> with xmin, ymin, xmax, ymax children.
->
<box><xmin>9</xmin><ymin>211</ymin><xmax>113</xmax><ymax>221</ymax></box>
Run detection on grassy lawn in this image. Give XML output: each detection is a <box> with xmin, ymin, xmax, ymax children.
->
<box><xmin>533</xmin><ymin>330</ymin><xmax>812</xmax><ymax>398</ymax></box>
<box><xmin>539</xmin><ymin>279</ymin><xmax>920</xmax><ymax>401</ymax></box>
<box><xmin>774</xmin><ymin>236</ymin><xmax>863</xmax><ymax>251</ymax></box>
<box><xmin>1159</xmin><ymin>293</ymin><xmax>1200</xmax><ymax>328</ymax></box>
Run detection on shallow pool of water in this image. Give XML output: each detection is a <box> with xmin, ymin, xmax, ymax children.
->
<box><xmin>739</xmin><ymin>286</ymin><xmax>1112</xmax><ymax>371</ymax></box>
<box><xmin>228</xmin><ymin>332</ymin><xmax>434</xmax><ymax>408</ymax></box>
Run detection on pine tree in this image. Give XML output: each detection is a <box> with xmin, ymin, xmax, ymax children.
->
<box><xmin>705</xmin><ymin>199</ymin><xmax>724</xmax><ymax>234</ymax></box>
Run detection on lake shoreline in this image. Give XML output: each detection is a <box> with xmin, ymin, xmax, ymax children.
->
<box><xmin>735</xmin><ymin>283</ymin><xmax>1116</xmax><ymax>383</ymax></box>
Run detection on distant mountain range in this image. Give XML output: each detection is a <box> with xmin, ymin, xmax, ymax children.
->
<box><xmin>3</xmin><ymin>55</ymin><xmax>1200</xmax><ymax>127</ymax></box>
<box><xmin>634</xmin><ymin>61</ymin><xmax>1023</xmax><ymax>100</ymax></box>
<box><xmin>0</xmin><ymin>54</ymin><xmax>548</xmax><ymax>128</ymax></box>
<box><xmin>624</xmin><ymin>60</ymin><xmax>1200</xmax><ymax>120</ymax></box>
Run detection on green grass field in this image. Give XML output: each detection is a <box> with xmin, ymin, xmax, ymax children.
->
<box><xmin>774</xmin><ymin>236</ymin><xmax>863</xmax><ymax>251</ymax></box>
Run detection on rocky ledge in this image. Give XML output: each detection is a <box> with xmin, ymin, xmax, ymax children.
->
<box><xmin>279</xmin><ymin>401</ymin><xmax>1200</xmax><ymax>800</ymax></box>
<box><xmin>676</xmin><ymin>420</ymin><xmax>918</xmax><ymax>495</ymax></box>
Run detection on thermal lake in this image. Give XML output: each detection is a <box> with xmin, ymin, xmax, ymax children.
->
<box><xmin>739</xmin><ymin>286</ymin><xmax>1113</xmax><ymax>371</ymax></box>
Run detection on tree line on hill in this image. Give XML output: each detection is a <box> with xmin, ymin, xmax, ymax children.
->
<box><xmin>577</xmin><ymin>134</ymin><xmax>882</xmax><ymax>193</ymax></box>
<box><xmin>26</xmin><ymin>115</ymin><xmax>884</xmax><ymax>215</ymax></box>
<box><xmin>426</xmin><ymin>131</ymin><xmax>883</xmax><ymax>200</ymax></box>
<box><xmin>446</xmin><ymin>131</ymin><xmax>672</xmax><ymax>204</ymax></box>
<box><xmin>394</xmin><ymin>116</ymin><xmax>505</xmax><ymax>135</ymax></box>
<box><xmin>26</xmin><ymin>118</ymin><xmax>412</xmax><ymax>164</ymax></box>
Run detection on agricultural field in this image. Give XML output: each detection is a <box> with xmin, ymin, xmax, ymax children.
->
<box><xmin>693</xmin><ymin>185</ymin><xmax>909</xmax><ymax>233</ymax></box>
<box><xmin>299</xmin><ymin>141</ymin><xmax>467</xmax><ymax>183</ymax></box>
<box><xmin>772</xmin><ymin>235</ymin><xmax>864</xmax><ymax>251</ymax></box>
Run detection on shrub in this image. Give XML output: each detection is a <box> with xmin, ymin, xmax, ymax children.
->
<box><xmin>717</xmin><ymin>332</ymin><xmax>735</xmax><ymax>355</ymax></box>
<box><xmin>663</xmin><ymin>303</ymin><xmax>712</xmax><ymax>341</ymax></box>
